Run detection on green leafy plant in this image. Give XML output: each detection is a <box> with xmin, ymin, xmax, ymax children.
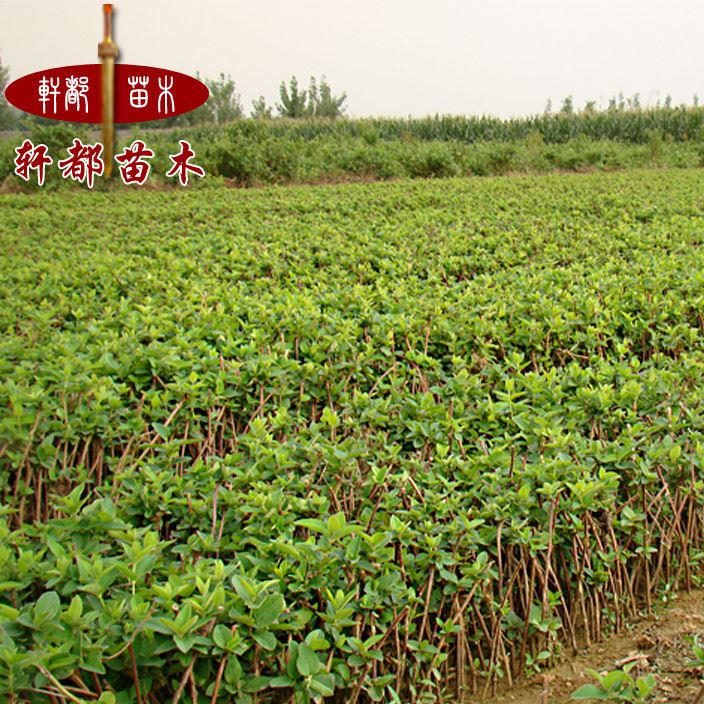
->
<box><xmin>3</xmin><ymin>170</ymin><xmax>704</xmax><ymax>701</ymax></box>
<box><xmin>571</xmin><ymin>666</ymin><xmax>657</xmax><ymax>702</ymax></box>
<box><xmin>688</xmin><ymin>640</ymin><xmax>704</xmax><ymax>704</ymax></box>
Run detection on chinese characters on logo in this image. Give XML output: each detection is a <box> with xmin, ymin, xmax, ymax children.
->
<box><xmin>58</xmin><ymin>139</ymin><xmax>104</xmax><ymax>188</ymax></box>
<box><xmin>14</xmin><ymin>139</ymin><xmax>204</xmax><ymax>188</ymax></box>
<box><xmin>38</xmin><ymin>76</ymin><xmax>60</xmax><ymax>114</ymax></box>
<box><xmin>14</xmin><ymin>140</ymin><xmax>53</xmax><ymax>186</ymax></box>
<box><xmin>158</xmin><ymin>76</ymin><xmax>175</xmax><ymax>115</ymax></box>
<box><xmin>115</xmin><ymin>139</ymin><xmax>155</xmax><ymax>185</ymax></box>
<box><xmin>128</xmin><ymin>76</ymin><xmax>149</xmax><ymax>109</ymax></box>
<box><xmin>65</xmin><ymin>76</ymin><xmax>89</xmax><ymax>112</ymax></box>
<box><xmin>36</xmin><ymin>73</ymin><xmax>177</xmax><ymax>117</ymax></box>
<box><xmin>39</xmin><ymin>75</ymin><xmax>90</xmax><ymax>115</ymax></box>
<box><xmin>21</xmin><ymin>70</ymin><xmax>203</xmax><ymax>186</ymax></box>
<box><xmin>166</xmin><ymin>140</ymin><xmax>205</xmax><ymax>186</ymax></box>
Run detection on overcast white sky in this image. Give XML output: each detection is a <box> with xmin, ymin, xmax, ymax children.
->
<box><xmin>2</xmin><ymin>0</ymin><xmax>702</xmax><ymax>118</ymax></box>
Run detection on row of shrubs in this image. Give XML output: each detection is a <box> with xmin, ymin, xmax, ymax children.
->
<box><xmin>137</xmin><ymin>107</ymin><xmax>704</xmax><ymax>144</ymax></box>
<box><xmin>0</xmin><ymin>121</ymin><xmax>701</xmax><ymax>189</ymax></box>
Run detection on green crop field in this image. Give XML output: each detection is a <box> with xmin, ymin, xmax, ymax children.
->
<box><xmin>2</xmin><ymin>169</ymin><xmax>704</xmax><ymax>703</ymax></box>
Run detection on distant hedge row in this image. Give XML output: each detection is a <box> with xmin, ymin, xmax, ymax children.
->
<box><xmin>145</xmin><ymin>106</ymin><xmax>704</xmax><ymax>145</ymax></box>
<box><xmin>2</xmin><ymin>111</ymin><xmax>704</xmax><ymax>189</ymax></box>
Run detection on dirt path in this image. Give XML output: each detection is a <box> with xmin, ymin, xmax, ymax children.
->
<box><xmin>483</xmin><ymin>590</ymin><xmax>704</xmax><ymax>704</ymax></box>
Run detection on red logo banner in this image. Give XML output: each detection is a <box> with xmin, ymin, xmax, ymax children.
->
<box><xmin>4</xmin><ymin>64</ymin><xmax>209</xmax><ymax>123</ymax></box>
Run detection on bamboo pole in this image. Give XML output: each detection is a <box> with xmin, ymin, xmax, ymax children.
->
<box><xmin>98</xmin><ymin>4</ymin><xmax>118</xmax><ymax>177</ymax></box>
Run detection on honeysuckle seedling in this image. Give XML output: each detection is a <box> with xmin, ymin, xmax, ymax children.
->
<box><xmin>3</xmin><ymin>171</ymin><xmax>704</xmax><ymax>702</ymax></box>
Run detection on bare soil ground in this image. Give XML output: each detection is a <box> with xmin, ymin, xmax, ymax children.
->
<box><xmin>483</xmin><ymin>590</ymin><xmax>704</xmax><ymax>704</ymax></box>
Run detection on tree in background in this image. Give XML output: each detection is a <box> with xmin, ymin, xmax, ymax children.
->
<box><xmin>560</xmin><ymin>95</ymin><xmax>574</xmax><ymax>115</ymax></box>
<box><xmin>251</xmin><ymin>96</ymin><xmax>273</xmax><ymax>119</ymax></box>
<box><xmin>206</xmin><ymin>73</ymin><xmax>243</xmax><ymax>123</ymax></box>
<box><xmin>165</xmin><ymin>73</ymin><xmax>243</xmax><ymax>127</ymax></box>
<box><xmin>0</xmin><ymin>54</ymin><xmax>18</xmax><ymax>129</ymax></box>
<box><xmin>308</xmin><ymin>76</ymin><xmax>347</xmax><ymax>118</ymax></box>
<box><xmin>277</xmin><ymin>76</ymin><xmax>309</xmax><ymax>118</ymax></box>
<box><xmin>277</xmin><ymin>76</ymin><xmax>347</xmax><ymax>119</ymax></box>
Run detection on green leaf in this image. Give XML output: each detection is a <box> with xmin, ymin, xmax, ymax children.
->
<box><xmin>153</xmin><ymin>422</ymin><xmax>170</xmax><ymax>440</ymax></box>
<box><xmin>571</xmin><ymin>684</ymin><xmax>609</xmax><ymax>700</ymax></box>
<box><xmin>62</xmin><ymin>595</ymin><xmax>83</xmax><ymax>625</ymax></box>
<box><xmin>600</xmin><ymin>670</ymin><xmax>630</xmax><ymax>691</ymax></box>
<box><xmin>224</xmin><ymin>656</ymin><xmax>243</xmax><ymax>685</ymax></box>
<box><xmin>305</xmin><ymin>629</ymin><xmax>330</xmax><ymax>651</ymax></box>
<box><xmin>0</xmin><ymin>582</ymin><xmax>23</xmax><ymax>592</ymax></box>
<box><xmin>242</xmin><ymin>675</ymin><xmax>271</xmax><ymax>693</ymax></box>
<box><xmin>296</xmin><ymin>643</ymin><xmax>322</xmax><ymax>676</ymax></box>
<box><xmin>327</xmin><ymin>511</ymin><xmax>354</xmax><ymax>539</ymax></box>
<box><xmin>269</xmin><ymin>675</ymin><xmax>294</xmax><ymax>688</ymax></box>
<box><xmin>253</xmin><ymin>630</ymin><xmax>277</xmax><ymax>651</ymax></box>
<box><xmin>309</xmin><ymin>672</ymin><xmax>335</xmax><ymax>697</ymax></box>
<box><xmin>367</xmin><ymin>685</ymin><xmax>385</xmax><ymax>702</ymax></box>
<box><xmin>0</xmin><ymin>604</ymin><xmax>20</xmax><ymax>621</ymax></box>
<box><xmin>173</xmin><ymin>635</ymin><xmax>195</xmax><ymax>653</ymax></box>
<box><xmin>636</xmin><ymin>674</ymin><xmax>656</xmax><ymax>696</ymax></box>
<box><xmin>34</xmin><ymin>591</ymin><xmax>60</xmax><ymax>626</ymax></box>
<box><xmin>231</xmin><ymin>575</ymin><xmax>258</xmax><ymax>606</ymax></box>
<box><xmin>253</xmin><ymin>593</ymin><xmax>284</xmax><ymax>629</ymax></box>
<box><xmin>294</xmin><ymin>518</ymin><xmax>327</xmax><ymax>534</ymax></box>
<box><xmin>321</xmin><ymin>406</ymin><xmax>339</xmax><ymax>430</ymax></box>
<box><xmin>691</xmin><ymin>644</ymin><xmax>704</xmax><ymax>665</ymax></box>
<box><xmin>82</xmin><ymin>652</ymin><xmax>107</xmax><ymax>674</ymax></box>
<box><xmin>212</xmin><ymin>624</ymin><xmax>232</xmax><ymax>650</ymax></box>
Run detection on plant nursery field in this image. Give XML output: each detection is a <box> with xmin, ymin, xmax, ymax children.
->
<box><xmin>2</xmin><ymin>170</ymin><xmax>704</xmax><ymax>703</ymax></box>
